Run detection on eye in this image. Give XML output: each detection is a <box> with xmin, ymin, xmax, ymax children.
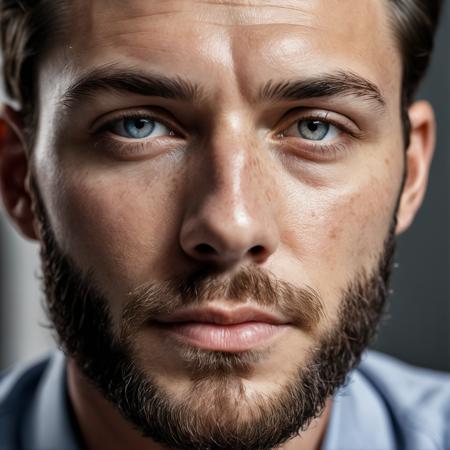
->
<box><xmin>283</xmin><ymin>118</ymin><xmax>340</xmax><ymax>142</ymax></box>
<box><xmin>299</xmin><ymin>120</ymin><xmax>333</xmax><ymax>140</ymax></box>
<box><xmin>108</xmin><ymin>116</ymin><xmax>173</xmax><ymax>140</ymax></box>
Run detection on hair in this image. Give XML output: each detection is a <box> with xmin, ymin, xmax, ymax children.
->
<box><xmin>0</xmin><ymin>0</ymin><xmax>444</xmax><ymax>147</ymax></box>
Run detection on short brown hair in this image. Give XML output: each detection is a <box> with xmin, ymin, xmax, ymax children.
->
<box><xmin>0</xmin><ymin>0</ymin><xmax>444</xmax><ymax>146</ymax></box>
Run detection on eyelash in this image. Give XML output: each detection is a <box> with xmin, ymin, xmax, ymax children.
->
<box><xmin>97</xmin><ymin>112</ymin><xmax>175</xmax><ymax>136</ymax></box>
<box><xmin>92</xmin><ymin>111</ymin><xmax>181</xmax><ymax>158</ymax></box>
<box><xmin>276</xmin><ymin>113</ymin><xmax>358</xmax><ymax>161</ymax></box>
<box><xmin>92</xmin><ymin>110</ymin><xmax>358</xmax><ymax>162</ymax></box>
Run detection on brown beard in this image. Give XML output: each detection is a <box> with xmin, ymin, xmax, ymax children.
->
<box><xmin>33</xmin><ymin>185</ymin><xmax>396</xmax><ymax>450</ymax></box>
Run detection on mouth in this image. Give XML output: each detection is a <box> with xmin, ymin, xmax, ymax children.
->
<box><xmin>155</xmin><ymin>305</ymin><xmax>291</xmax><ymax>352</ymax></box>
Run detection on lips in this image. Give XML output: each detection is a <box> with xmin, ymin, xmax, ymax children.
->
<box><xmin>156</xmin><ymin>305</ymin><xmax>291</xmax><ymax>352</ymax></box>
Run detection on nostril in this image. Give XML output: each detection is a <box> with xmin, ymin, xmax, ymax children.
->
<box><xmin>195</xmin><ymin>243</ymin><xmax>217</xmax><ymax>255</ymax></box>
<box><xmin>249</xmin><ymin>245</ymin><xmax>265</xmax><ymax>256</ymax></box>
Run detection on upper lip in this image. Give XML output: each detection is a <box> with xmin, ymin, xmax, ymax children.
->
<box><xmin>157</xmin><ymin>305</ymin><xmax>290</xmax><ymax>326</ymax></box>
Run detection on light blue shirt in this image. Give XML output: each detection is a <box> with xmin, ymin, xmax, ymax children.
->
<box><xmin>1</xmin><ymin>351</ymin><xmax>449</xmax><ymax>450</ymax></box>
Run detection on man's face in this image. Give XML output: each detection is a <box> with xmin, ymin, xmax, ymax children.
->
<box><xmin>30</xmin><ymin>0</ymin><xmax>406</xmax><ymax>447</ymax></box>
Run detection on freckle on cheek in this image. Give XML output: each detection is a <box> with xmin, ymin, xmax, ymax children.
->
<box><xmin>328</xmin><ymin>228</ymin><xmax>338</xmax><ymax>240</ymax></box>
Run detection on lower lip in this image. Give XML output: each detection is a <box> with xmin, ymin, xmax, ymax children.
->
<box><xmin>160</xmin><ymin>322</ymin><xmax>289</xmax><ymax>352</ymax></box>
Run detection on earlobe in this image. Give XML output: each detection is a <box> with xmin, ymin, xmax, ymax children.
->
<box><xmin>0</xmin><ymin>106</ymin><xmax>39</xmax><ymax>240</ymax></box>
<box><xmin>395</xmin><ymin>101</ymin><xmax>436</xmax><ymax>235</ymax></box>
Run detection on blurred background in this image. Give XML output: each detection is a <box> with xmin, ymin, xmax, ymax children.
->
<box><xmin>0</xmin><ymin>4</ymin><xmax>449</xmax><ymax>372</ymax></box>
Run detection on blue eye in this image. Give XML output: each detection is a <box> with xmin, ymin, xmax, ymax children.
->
<box><xmin>108</xmin><ymin>116</ymin><xmax>172</xmax><ymax>139</ymax></box>
<box><xmin>124</xmin><ymin>118</ymin><xmax>155</xmax><ymax>139</ymax></box>
<box><xmin>298</xmin><ymin>120</ymin><xmax>331</xmax><ymax>141</ymax></box>
<box><xmin>282</xmin><ymin>117</ymin><xmax>340</xmax><ymax>142</ymax></box>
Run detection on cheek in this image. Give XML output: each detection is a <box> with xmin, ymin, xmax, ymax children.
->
<box><xmin>39</xmin><ymin>162</ymin><xmax>186</xmax><ymax>306</ymax></box>
<box><xmin>279</xmin><ymin>156</ymin><xmax>403</xmax><ymax>308</ymax></box>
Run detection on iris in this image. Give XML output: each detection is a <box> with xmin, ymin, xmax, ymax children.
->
<box><xmin>123</xmin><ymin>118</ymin><xmax>155</xmax><ymax>139</ymax></box>
<box><xmin>298</xmin><ymin>120</ymin><xmax>330</xmax><ymax>141</ymax></box>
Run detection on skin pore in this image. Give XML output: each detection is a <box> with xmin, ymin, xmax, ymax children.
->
<box><xmin>0</xmin><ymin>0</ymin><xmax>436</xmax><ymax>449</ymax></box>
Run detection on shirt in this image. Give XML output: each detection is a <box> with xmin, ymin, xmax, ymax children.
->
<box><xmin>1</xmin><ymin>350</ymin><xmax>449</xmax><ymax>450</ymax></box>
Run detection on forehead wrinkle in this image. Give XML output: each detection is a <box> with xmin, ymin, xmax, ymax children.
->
<box><xmin>193</xmin><ymin>0</ymin><xmax>312</xmax><ymax>21</ymax></box>
<box><xmin>84</xmin><ymin>0</ymin><xmax>314</xmax><ymax>27</ymax></box>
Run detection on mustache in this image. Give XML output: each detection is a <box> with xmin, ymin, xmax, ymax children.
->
<box><xmin>122</xmin><ymin>266</ymin><xmax>325</xmax><ymax>337</ymax></box>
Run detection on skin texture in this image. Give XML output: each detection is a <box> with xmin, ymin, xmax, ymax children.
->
<box><xmin>0</xmin><ymin>0</ymin><xmax>436</xmax><ymax>449</ymax></box>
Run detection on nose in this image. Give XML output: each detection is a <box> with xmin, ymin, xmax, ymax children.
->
<box><xmin>179</xmin><ymin>132</ymin><xmax>280</xmax><ymax>267</ymax></box>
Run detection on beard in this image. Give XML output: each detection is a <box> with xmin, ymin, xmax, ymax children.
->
<box><xmin>33</xmin><ymin>188</ymin><xmax>396</xmax><ymax>450</ymax></box>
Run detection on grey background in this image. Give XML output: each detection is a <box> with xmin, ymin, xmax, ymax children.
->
<box><xmin>0</xmin><ymin>4</ymin><xmax>449</xmax><ymax>371</ymax></box>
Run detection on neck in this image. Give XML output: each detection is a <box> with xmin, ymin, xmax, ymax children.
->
<box><xmin>67</xmin><ymin>358</ymin><xmax>332</xmax><ymax>450</ymax></box>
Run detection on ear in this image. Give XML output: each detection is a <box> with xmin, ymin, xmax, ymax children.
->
<box><xmin>396</xmin><ymin>101</ymin><xmax>436</xmax><ymax>234</ymax></box>
<box><xmin>0</xmin><ymin>105</ymin><xmax>39</xmax><ymax>240</ymax></box>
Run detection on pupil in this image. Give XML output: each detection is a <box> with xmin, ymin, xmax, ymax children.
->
<box><xmin>135</xmin><ymin>119</ymin><xmax>147</xmax><ymax>129</ymax></box>
<box><xmin>308</xmin><ymin>121</ymin><xmax>320</xmax><ymax>132</ymax></box>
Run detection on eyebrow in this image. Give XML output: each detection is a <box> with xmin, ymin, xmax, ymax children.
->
<box><xmin>61</xmin><ymin>67</ymin><xmax>385</xmax><ymax>112</ymax></box>
<box><xmin>60</xmin><ymin>66</ymin><xmax>204</xmax><ymax>110</ymax></box>
<box><xmin>259</xmin><ymin>71</ymin><xmax>386</xmax><ymax>108</ymax></box>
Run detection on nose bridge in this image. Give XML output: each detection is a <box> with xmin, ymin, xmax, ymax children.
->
<box><xmin>180</xmin><ymin>111</ymin><xmax>279</xmax><ymax>265</ymax></box>
<box><xmin>209</xmin><ymin>120</ymin><xmax>258</xmax><ymax>225</ymax></box>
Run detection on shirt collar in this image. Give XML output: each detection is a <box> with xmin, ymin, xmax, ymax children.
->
<box><xmin>322</xmin><ymin>355</ymin><xmax>396</xmax><ymax>450</ymax></box>
<box><xmin>22</xmin><ymin>351</ymin><xmax>81</xmax><ymax>450</ymax></box>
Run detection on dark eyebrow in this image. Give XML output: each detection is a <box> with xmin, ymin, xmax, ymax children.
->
<box><xmin>259</xmin><ymin>71</ymin><xmax>386</xmax><ymax>108</ymax></box>
<box><xmin>60</xmin><ymin>66</ymin><xmax>204</xmax><ymax>110</ymax></box>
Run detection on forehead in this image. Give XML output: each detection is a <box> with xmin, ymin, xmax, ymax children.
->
<box><xmin>47</xmin><ymin>0</ymin><xmax>401</xmax><ymax>102</ymax></box>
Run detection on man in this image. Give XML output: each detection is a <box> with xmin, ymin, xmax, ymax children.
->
<box><xmin>0</xmin><ymin>0</ymin><xmax>448</xmax><ymax>449</ymax></box>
